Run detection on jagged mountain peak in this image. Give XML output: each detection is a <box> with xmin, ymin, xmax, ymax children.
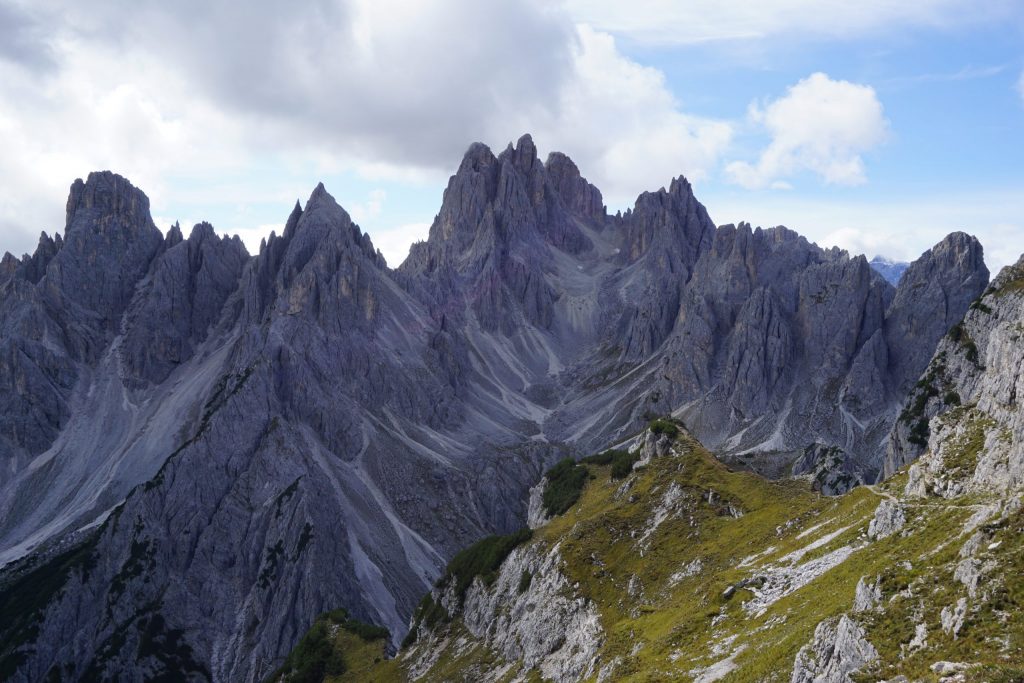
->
<box><xmin>165</xmin><ymin>221</ymin><xmax>184</xmax><ymax>247</ymax></box>
<box><xmin>621</xmin><ymin>172</ymin><xmax>714</xmax><ymax>267</ymax></box>
<box><xmin>667</xmin><ymin>174</ymin><xmax>694</xmax><ymax>198</ymax></box>
<box><xmin>0</xmin><ymin>231</ymin><xmax>66</xmax><ymax>285</ymax></box>
<box><xmin>884</xmin><ymin>231</ymin><xmax>989</xmax><ymax>395</ymax></box>
<box><xmin>901</xmin><ymin>231</ymin><xmax>987</xmax><ymax>285</ymax></box>
<box><xmin>498</xmin><ymin>132</ymin><xmax>541</xmax><ymax>174</ymax></box>
<box><xmin>457</xmin><ymin>140</ymin><xmax>499</xmax><ymax>174</ymax></box>
<box><xmin>304</xmin><ymin>181</ymin><xmax>344</xmax><ymax>215</ymax></box>
<box><xmin>187</xmin><ymin>220</ymin><xmax>216</xmax><ymax>243</ymax></box>
<box><xmin>65</xmin><ymin>170</ymin><xmax>154</xmax><ymax>234</ymax></box>
<box><xmin>544</xmin><ymin>150</ymin><xmax>604</xmax><ymax>222</ymax></box>
<box><xmin>263</xmin><ymin>182</ymin><xmax>380</xmax><ymax>269</ymax></box>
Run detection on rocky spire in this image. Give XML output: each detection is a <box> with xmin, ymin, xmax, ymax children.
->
<box><xmin>242</xmin><ymin>182</ymin><xmax>388</xmax><ymax>329</ymax></box>
<box><xmin>544</xmin><ymin>151</ymin><xmax>604</xmax><ymax>223</ymax></box>
<box><xmin>122</xmin><ymin>221</ymin><xmax>249</xmax><ymax>385</ymax></box>
<box><xmin>621</xmin><ymin>175</ymin><xmax>715</xmax><ymax>267</ymax></box>
<box><xmin>884</xmin><ymin>232</ymin><xmax>989</xmax><ymax>392</ymax></box>
<box><xmin>44</xmin><ymin>172</ymin><xmax>165</xmax><ymax>362</ymax></box>
<box><xmin>64</xmin><ymin>171</ymin><xmax>153</xmax><ymax>235</ymax></box>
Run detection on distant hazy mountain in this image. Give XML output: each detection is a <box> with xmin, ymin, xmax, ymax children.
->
<box><xmin>0</xmin><ymin>135</ymin><xmax>989</xmax><ymax>681</ymax></box>
<box><xmin>869</xmin><ymin>255</ymin><xmax>910</xmax><ymax>285</ymax></box>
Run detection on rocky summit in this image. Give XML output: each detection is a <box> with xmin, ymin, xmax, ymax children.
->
<box><xmin>0</xmin><ymin>136</ymin><xmax>999</xmax><ymax>682</ymax></box>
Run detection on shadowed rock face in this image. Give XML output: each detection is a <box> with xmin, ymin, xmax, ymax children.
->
<box><xmin>0</xmin><ymin>139</ymin><xmax>989</xmax><ymax>682</ymax></box>
<box><xmin>883</xmin><ymin>254</ymin><xmax>1021</xmax><ymax>481</ymax></box>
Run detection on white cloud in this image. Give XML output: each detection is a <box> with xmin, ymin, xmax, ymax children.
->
<box><xmin>372</xmin><ymin>222</ymin><xmax>431</xmax><ymax>268</ymax></box>
<box><xmin>563</xmin><ymin>0</ymin><xmax>1019</xmax><ymax>44</ymax></box>
<box><xmin>519</xmin><ymin>25</ymin><xmax>733</xmax><ymax>206</ymax></box>
<box><xmin>349</xmin><ymin>189</ymin><xmax>387</xmax><ymax>224</ymax></box>
<box><xmin>725</xmin><ymin>73</ymin><xmax>889</xmax><ymax>189</ymax></box>
<box><xmin>0</xmin><ymin>1</ymin><xmax>738</xmax><ymax>258</ymax></box>
<box><xmin>1017</xmin><ymin>69</ymin><xmax>1024</xmax><ymax>106</ymax></box>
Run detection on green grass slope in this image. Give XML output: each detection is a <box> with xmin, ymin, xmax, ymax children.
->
<box><xmin>276</xmin><ymin>424</ymin><xmax>1024</xmax><ymax>682</ymax></box>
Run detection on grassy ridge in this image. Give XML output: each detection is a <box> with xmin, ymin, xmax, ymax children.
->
<box><xmin>278</xmin><ymin>423</ymin><xmax>1024</xmax><ymax>681</ymax></box>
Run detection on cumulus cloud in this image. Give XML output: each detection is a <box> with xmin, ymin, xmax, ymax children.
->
<box><xmin>34</xmin><ymin>0</ymin><xmax>575</xmax><ymax>168</ymax></box>
<box><xmin>0</xmin><ymin>27</ymin><xmax>251</xmax><ymax>256</ymax></box>
<box><xmin>0</xmin><ymin>0</ymin><xmax>738</xmax><ymax>257</ymax></box>
<box><xmin>520</xmin><ymin>26</ymin><xmax>733</xmax><ymax>204</ymax></box>
<box><xmin>725</xmin><ymin>73</ymin><xmax>889</xmax><ymax>189</ymax></box>
<box><xmin>564</xmin><ymin>0</ymin><xmax>1018</xmax><ymax>44</ymax></box>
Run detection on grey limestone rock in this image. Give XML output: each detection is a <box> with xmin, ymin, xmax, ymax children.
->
<box><xmin>453</xmin><ymin>543</ymin><xmax>603</xmax><ymax>683</ymax></box>
<box><xmin>791</xmin><ymin>615</ymin><xmax>878</xmax><ymax>683</ymax></box>
<box><xmin>867</xmin><ymin>500</ymin><xmax>906</xmax><ymax>540</ymax></box>
<box><xmin>852</xmin><ymin>576</ymin><xmax>881</xmax><ymax>612</ymax></box>
<box><xmin>527</xmin><ymin>476</ymin><xmax>550</xmax><ymax>529</ymax></box>
<box><xmin>941</xmin><ymin>598</ymin><xmax>968</xmax><ymax>638</ymax></box>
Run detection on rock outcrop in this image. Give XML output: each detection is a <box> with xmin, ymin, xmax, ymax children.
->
<box><xmin>867</xmin><ymin>500</ymin><xmax>905</xmax><ymax>539</ymax></box>
<box><xmin>454</xmin><ymin>544</ymin><xmax>602</xmax><ymax>682</ymax></box>
<box><xmin>791</xmin><ymin>615</ymin><xmax>879</xmax><ymax>683</ymax></box>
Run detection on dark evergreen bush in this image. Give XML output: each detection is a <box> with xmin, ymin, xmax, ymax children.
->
<box><xmin>542</xmin><ymin>458</ymin><xmax>588</xmax><ymax>516</ymax></box>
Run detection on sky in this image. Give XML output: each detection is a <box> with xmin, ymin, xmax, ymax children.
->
<box><xmin>0</xmin><ymin>0</ymin><xmax>1022</xmax><ymax>271</ymax></box>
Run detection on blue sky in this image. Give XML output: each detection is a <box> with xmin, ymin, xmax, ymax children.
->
<box><xmin>0</xmin><ymin>1</ymin><xmax>1022</xmax><ymax>270</ymax></box>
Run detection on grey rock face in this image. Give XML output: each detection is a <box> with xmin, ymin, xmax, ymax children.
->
<box><xmin>0</xmin><ymin>172</ymin><xmax>163</xmax><ymax>490</ymax></box>
<box><xmin>658</xmin><ymin>225</ymin><xmax>984</xmax><ymax>483</ymax></box>
<box><xmin>121</xmin><ymin>222</ymin><xmax>249</xmax><ymax>385</ymax></box>
<box><xmin>793</xmin><ymin>444</ymin><xmax>861</xmax><ymax>495</ymax></box>
<box><xmin>791</xmin><ymin>615</ymin><xmax>878</xmax><ymax>683</ymax></box>
<box><xmin>852</xmin><ymin>576</ymin><xmax>881</xmax><ymax>612</ymax></box>
<box><xmin>443</xmin><ymin>543</ymin><xmax>603</xmax><ymax>683</ymax></box>
<box><xmin>0</xmin><ymin>138</ymin><xmax>992</xmax><ymax>681</ymax></box>
<box><xmin>527</xmin><ymin>477</ymin><xmax>550</xmax><ymax>529</ymax></box>
<box><xmin>867</xmin><ymin>500</ymin><xmax>905</xmax><ymax>540</ymax></box>
<box><xmin>941</xmin><ymin>597</ymin><xmax>968</xmax><ymax>638</ymax></box>
<box><xmin>883</xmin><ymin>254</ymin><xmax>1023</xmax><ymax>484</ymax></box>
<box><xmin>50</xmin><ymin>171</ymin><xmax>166</xmax><ymax>361</ymax></box>
<box><xmin>884</xmin><ymin>231</ymin><xmax>989</xmax><ymax>396</ymax></box>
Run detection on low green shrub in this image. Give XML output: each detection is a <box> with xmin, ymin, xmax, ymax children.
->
<box><xmin>273</xmin><ymin>608</ymin><xmax>388</xmax><ymax>682</ymax></box>
<box><xmin>649</xmin><ymin>418</ymin><xmax>680</xmax><ymax>439</ymax></box>
<box><xmin>321</xmin><ymin>608</ymin><xmax>389</xmax><ymax>642</ymax></box>
<box><xmin>542</xmin><ymin>458</ymin><xmax>589</xmax><ymax>516</ymax></box>
<box><xmin>610</xmin><ymin>450</ymin><xmax>641</xmax><ymax>479</ymax></box>
<box><xmin>580</xmin><ymin>450</ymin><xmax>617</xmax><ymax>466</ymax></box>
<box><xmin>274</xmin><ymin>620</ymin><xmax>346</xmax><ymax>683</ymax></box>
<box><xmin>518</xmin><ymin>570</ymin><xmax>533</xmax><ymax>594</ymax></box>
<box><xmin>402</xmin><ymin>593</ymin><xmax>450</xmax><ymax>647</ymax></box>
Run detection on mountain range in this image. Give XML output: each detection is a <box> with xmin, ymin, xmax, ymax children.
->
<box><xmin>0</xmin><ymin>135</ymin><xmax>995</xmax><ymax>681</ymax></box>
